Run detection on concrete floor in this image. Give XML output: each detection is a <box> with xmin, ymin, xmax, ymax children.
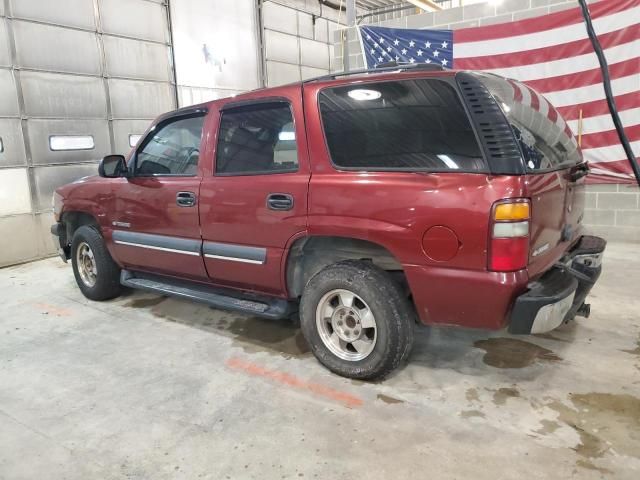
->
<box><xmin>0</xmin><ymin>243</ymin><xmax>638</xmax><ymax>480</ymax></box>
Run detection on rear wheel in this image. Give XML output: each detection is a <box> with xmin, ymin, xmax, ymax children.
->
<box><xmin>71</xmin><ymin>225</ymin><xmax>121</xmax><ymax>301</ymax></box>
<box><xmin>300</xmin><ymin>260</ymin><xmax>414</xmax><ymax>380</ymax></box>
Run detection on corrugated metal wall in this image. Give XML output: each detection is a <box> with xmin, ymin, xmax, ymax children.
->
<box><xmin>0</xmin><ymin>0</ymin><xmax>176</xmax><ymax>266</ymax></box>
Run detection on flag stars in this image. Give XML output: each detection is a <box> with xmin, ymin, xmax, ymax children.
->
<box><xmin>374</xmin><ymin>42</ymin><xmax>379</xmax><ymax>48</ymax></box>
<box><xmin>425</xmin><ymin>58</ymin><xmax>432</xmax><ymax>64</ymax></box>
<box><xmin>409</xmin><ymin>40</ymin><xmax>415</xmax><ymax>47</ymax></box>
<box><xmin>401</xmin><ymin>48</ymin><xmax>408</xmax><ymax>55</ymax></box>
<box><xmin>387</xmin><ymin>46</ymin><xmax>392</xmax><ymax>52</ymax></box>
<box><xmin>433</xmin><ymin>50</ymin><xmax>440</xmax><ymax>57</ymax></box>
<box><xmin>425</xmin><ymin>41</ymin><xmax>431</xmax><ymax>49</ymax></box>
<box><xmin>417</xmin><ymin>49</ymin><xmax>423</xmax><ymax>56</ymax></box>
<box><xmin>442</xmin><ymin>40</ymin><xmax>448</xmax><ymax>49</ymax></box>
<box><xmin>378</xmin><ymin>56</ymin><xmax>384</xmax><ymax>62</ymax></box>
<box><xmin>370</xmin><ymin>48</ymin><xmax>375</xmax><ymax>54</ymax></box>
<box><xmin>394</xmin><ymin>39</ymin><xmax>400</xmax><ymax>46</ymax></box>
<box><xmin>409</xmin><ymin>57</ymin><xmax>415</xmax><ymax>63</ymax></box>
<box><xmin>441</xmin><ymin>58</ymin><xmax>448</xmax><ymax>66</ymax></box>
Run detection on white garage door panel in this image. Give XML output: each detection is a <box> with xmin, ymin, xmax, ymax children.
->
<box><xmin>13</xmin><ymin>21</ymin><xmax>101</xmax><ymax>75</ymax></box>
<box><xmin>298</xmin><ymin>11</ymin><xmax>314</xmax><ymax>40</ymax></box>
<box><xmin>10</xmin><ymin>0</ymin><xmax>96</xmax><ymax>30</ymax></box>
<box><xmin>0</xmin><ymin>70</ymin><xmax>19</xmax><ymax>117</ymax></box>
<box><xmin>0</xmin><ymin>214</ymin><xmax>39</xmax><ymax>267</ymax></box>
<box><xmin>103</xmin><ymin>36</ymin><xmax>171</xmax><ymax>81</ymax></box>
<box><xmin>112</xmin><ymin>119</ymin><xmax>154</xmax><ymax>156</ymax></box>
<box><xmin>33</xmin><ymin>164</ymin><xmax>98</xmax><ymax>211</ymax></box>
<box><xmin>266</xmin><ymin>61</ymin><xmax>300</xmax><ymax>87</ymax></box>
<box><xmin>265</xmin><ymin>30</ymin><xmax>300</xmax><ymax>65</ymax></box>
<box><xmin>0</xmin><ymin>168</ymin><xmax>32</xmax><ymax>216</ymax></box>
<box><xmin>301</xmin><ymin>66</ymin><xmax>328</xmax><ymax>81</ymax></box>
<box><xmin>28</xmin><ymin>119</ymin><xmax>110</xmax><ymax>165</ymax></box>
<box><xmin>300</xmin><ymin>38</ymin><xmax>330</xmax><ymax>70</ymax></box>
<box><xmin>0</xmin><ymin>119</ymin><xmax>26</xmax><ymax>168</ymax></box>
<box><xmin>262</xmin><ymin>2</ymin><xmax>297</xmax><ymax>35</ymax></box>
<box><xmin>0</xmin><ymin>19</ymin><xmax>11</xmax><ymax>67</ymax></box>
<box><xmin>21</xmin><ymin>71</ymin><xmax>107</xmax><ymax>118</ymax></box>
<box><xmin>108</xmin><ymin>79</ymin><xmax>173</xmax><ymax>119</ymax></box>
<box><xmin>99</xmin><ymin>0</ymin><xmax>167</xmax><ymax>43</ymax></box>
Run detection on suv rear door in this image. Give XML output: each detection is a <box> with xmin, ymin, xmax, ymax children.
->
<box><xmin>474</xmin><ymin>73</ymin><xmax>587</xmax><ymax>277</ymax></box>
<box><xmin>199</xmin><ymin>87</ymin><xmax>310</xmax><ymax>295</ymax></box>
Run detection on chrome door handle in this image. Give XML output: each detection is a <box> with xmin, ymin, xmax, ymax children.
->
<box><xmin>267</xmin><ymin>193</ymin><xmax>293</xmax><ymax>211</ymax></box>
<box><xmin>176</xmin><ymin>191</ymin><xmax>196</xmax><ymax>207</ymax></box>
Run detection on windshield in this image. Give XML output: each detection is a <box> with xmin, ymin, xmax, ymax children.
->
<box><xmin>475</xmin><ymin>73</ymin><xmax>582</xmax><ymax>172</ymax></box>
<box><xmin>318</xmin><ymin>79</ymin><xmax>486</xmax><ymax>173</ymax></box>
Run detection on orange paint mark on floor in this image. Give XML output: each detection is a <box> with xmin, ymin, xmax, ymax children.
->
<box><xmin>226</xmin><ymin>357</ymin><xmax>364</xmax><ymax>408</ymax></box>
<box><xmin>33</xmin><ymin>302</ymin><xmax>73</xmax><ymax>317</ymax></box>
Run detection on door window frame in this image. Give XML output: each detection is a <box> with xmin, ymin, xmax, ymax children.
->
<box><xmin>214</xmin><ymin>97</ymin><xmax>300</xmax><ymax>177</ymax></box>
<box><xmin>130</xmin><ymin>109</ymin><xmax>208</xmax><ymax>178</ymax></box>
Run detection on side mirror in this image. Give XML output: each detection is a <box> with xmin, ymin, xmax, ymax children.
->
<box><xmin>99</xmin><ymin>154</ymin><xmax>127</xmax><ymax>178</ymax></box>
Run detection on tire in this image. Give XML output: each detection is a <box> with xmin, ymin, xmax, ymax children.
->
<box><xmin>71</xmin><ymin>225</ymin><xmax>122</xmax><ymax>301</ymax></box>
<box><xmin>300</xmin><ymin>260</ymin><xmax>414</xmax><ymax>380</ymax></box>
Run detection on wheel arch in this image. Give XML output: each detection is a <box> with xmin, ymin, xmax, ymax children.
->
<box><xmin>284</xmin><ymin>235</ymin><xmax>407</xmax><ymax>299</ymax></box>
<box><xmin>61</xmin><ymin>211</ymin><xmax>101</xmax><ymax>247</ymax></box>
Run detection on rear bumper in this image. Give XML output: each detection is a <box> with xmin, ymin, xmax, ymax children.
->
<box><xmin>509</xmin><ymin>235</ymin><xmax>606</xmax><ymax>334</ymax></box>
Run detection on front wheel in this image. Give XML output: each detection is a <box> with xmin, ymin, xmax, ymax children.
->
<box><xmin>71</xmin><ymin>225</ymin><xmax>122</xmax><ymax>301</ymax></box>
<box><xmin>300</xmin><ymin>260</ymin><xmax>414</xmax><ymax>380</ymax></box>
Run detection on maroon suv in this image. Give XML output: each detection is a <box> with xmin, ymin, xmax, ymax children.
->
<box><xmin>52</xmin><ymin>65</ymin><xmax>605</xmax><ymax>379</ymax></box>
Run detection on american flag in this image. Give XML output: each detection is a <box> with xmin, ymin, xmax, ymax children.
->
<box><xmin>359</xmin><ymin>0</ymin><xmax>639</xmax><ymax>183</ymax></box>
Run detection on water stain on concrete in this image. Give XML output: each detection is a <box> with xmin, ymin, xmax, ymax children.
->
<box><xmin>534</xmin><ymin>419</ymin><xmax>561</xmax><ymax>435</ymax></box>
<box><xmin>491</xmin><ymin>387</ymin><xmax>520</xmax><ymax>405</ymax></box>
<box><xmin>473</xmin><ymin>338</ymin><xmax>561</xmax><ymax>368</ymax></box>
<box><xmin>226</xmin><ymin>316</ymin><xmax>311</xmax><ymax>358</ymax></box>
<box><xmin>465</xmin><ymin>388</ymin><xmax>480</xmax><ymax>403</ymax></box>
<box><xmin>575</xmin><ymin>459</ymin><xmax>612</xmax><ymax>475</ymax></box>
<box><xmin>622</xmin><ymin>337</ymin><xmax>640</xmax><ymax>356</ymax></box>
<box><xmin>533</xmin><ymin>333</ymin><xmax>569</xmax><ymax>343</ymax></box>
<box><xmin>547</xmin><ymin>393</ymin><xmax>640</xmax><ymax>459</ymax></box>
<box><xmin>460</xmin><ymin>409</ymin><xmax>485</xmax><ymax>419</ymax></box>
<box><xmin>147</xmin><ymin>300</ymin><xmax>311</xmax><ymax>358</ymax></box>
<box><xmin>377</xmin><ymin>394</ymin><xmax>404</xmax><ymax>404</ymax></box>
<box><xmin>125</xmin><ymin>296</ymin><xmax>167</xmax><ymax>308</ymax></box>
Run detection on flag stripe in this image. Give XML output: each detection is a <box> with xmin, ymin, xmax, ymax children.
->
<box><xmin>581</xmin><ymin>123</ymin><xmax>640</xmax><ymax>149</ymax></box>
<box><xmin>481</xmin><ymin>39</ymin><xmax>639</xmax><ymax>82</ymax></box>
<box><xmin>525</xmin><ymin>57</ymin><xmax>639</xmax><ymax>94</ymax></box>
<box><xmin>455</xmin><ymin>0</ymin><xmax>636</xmax><ymax>43</ymax></box>
<box><xmin>558</xmin><ymin>91</ymin><xmax>640</xmax><ymax>121</ymax></box>
<box><xmin>454</xmin><ymin>23</ymin><xmax>639</xmax><ymax>71</ymax></box>
<box><xmin>544</xmin><ymin>73</ymin><xmax>638</xmax><ymax>107</ymax></box>
<box><xmin>566</xmin><ymin>107</ymin><xmax>640</xmax><ymax>137</ymax></box>
<box><xmin>454</xmin><ymin>5</ymin><xmax>638</xmax><ymax>58</ymax></box>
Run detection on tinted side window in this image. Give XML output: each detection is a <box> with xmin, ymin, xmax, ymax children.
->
<box><xmin>136</xmin><ymin>115</ymin><xmax>204</xmax><ymax>176</ymax></box>
<box><xmin>216</xmin><ymin>102</ymin><xmax>298</xmax><ymax>175</ymax></box>
<box><xmin>319</xmin><ymin>79</ymin><xmax>485</xmax><ymax>172</ymax></box>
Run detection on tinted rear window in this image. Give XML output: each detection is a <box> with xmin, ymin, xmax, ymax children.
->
<box><xmin>319</xmin><ymin>79</ymin><xmax>485</xmax><ymax>172</ymax></box>
<box><xmin>475</xmin><ymin>73</ymin><xmax>582</xmax><ymax>172</ymax></box>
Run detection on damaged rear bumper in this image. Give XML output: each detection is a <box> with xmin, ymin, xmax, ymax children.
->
<box><xmin>509</xmin><ymin>235</ymin><xmax>606</xmax><ymax>334</ymax></box>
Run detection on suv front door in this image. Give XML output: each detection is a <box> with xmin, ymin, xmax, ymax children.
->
<box><xmin>199</xmin><ymin>89</ymin><xmax>310</xmax><ymax>295</ymax></box>
<box><xmin>109</xmin><ymin>110</ymin><xmax>209</xmax><ymax>281</ymax></box>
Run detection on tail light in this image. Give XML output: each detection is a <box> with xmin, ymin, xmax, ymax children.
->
<box><xmin>489</xmin><ymin>199</ymin><xmax>530</xmax><ymax>272</ymax></box>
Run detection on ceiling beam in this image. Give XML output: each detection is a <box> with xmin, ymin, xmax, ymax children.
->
<box><xmin>405</xmin><ymin>0</ymin><xmax>442</xmax><ymax>11</ymax></box>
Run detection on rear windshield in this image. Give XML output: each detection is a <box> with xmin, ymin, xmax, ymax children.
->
<box><xmin>318</xmin><ymin>79</ymin><xmax>485</xmax><ymax>172</ymax></box>
<box><xmin>475</xmin><ymin>73</ymin><xmax>582</xmax><ymax>172</ymax></box>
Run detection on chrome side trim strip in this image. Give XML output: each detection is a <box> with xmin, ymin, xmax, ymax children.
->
<box><xmin>114</xmin><ymin>240</ymin><xmax>200</xmax><ymax>256</ymax></box>
<box><xmin>203</xmin><ymin>253</ymin><xmax>264</xmax><ymax>265</ymax></box>
<box><xmin>202</xmin><ymin>241</ymin><xmax>267</xmax><ymax>264</ymax></box>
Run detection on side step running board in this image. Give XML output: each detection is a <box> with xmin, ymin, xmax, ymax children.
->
<box><xmin>120</xmin><ymin>270</ymin><xmax>295</xmax><ymax>320</ymax></box>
